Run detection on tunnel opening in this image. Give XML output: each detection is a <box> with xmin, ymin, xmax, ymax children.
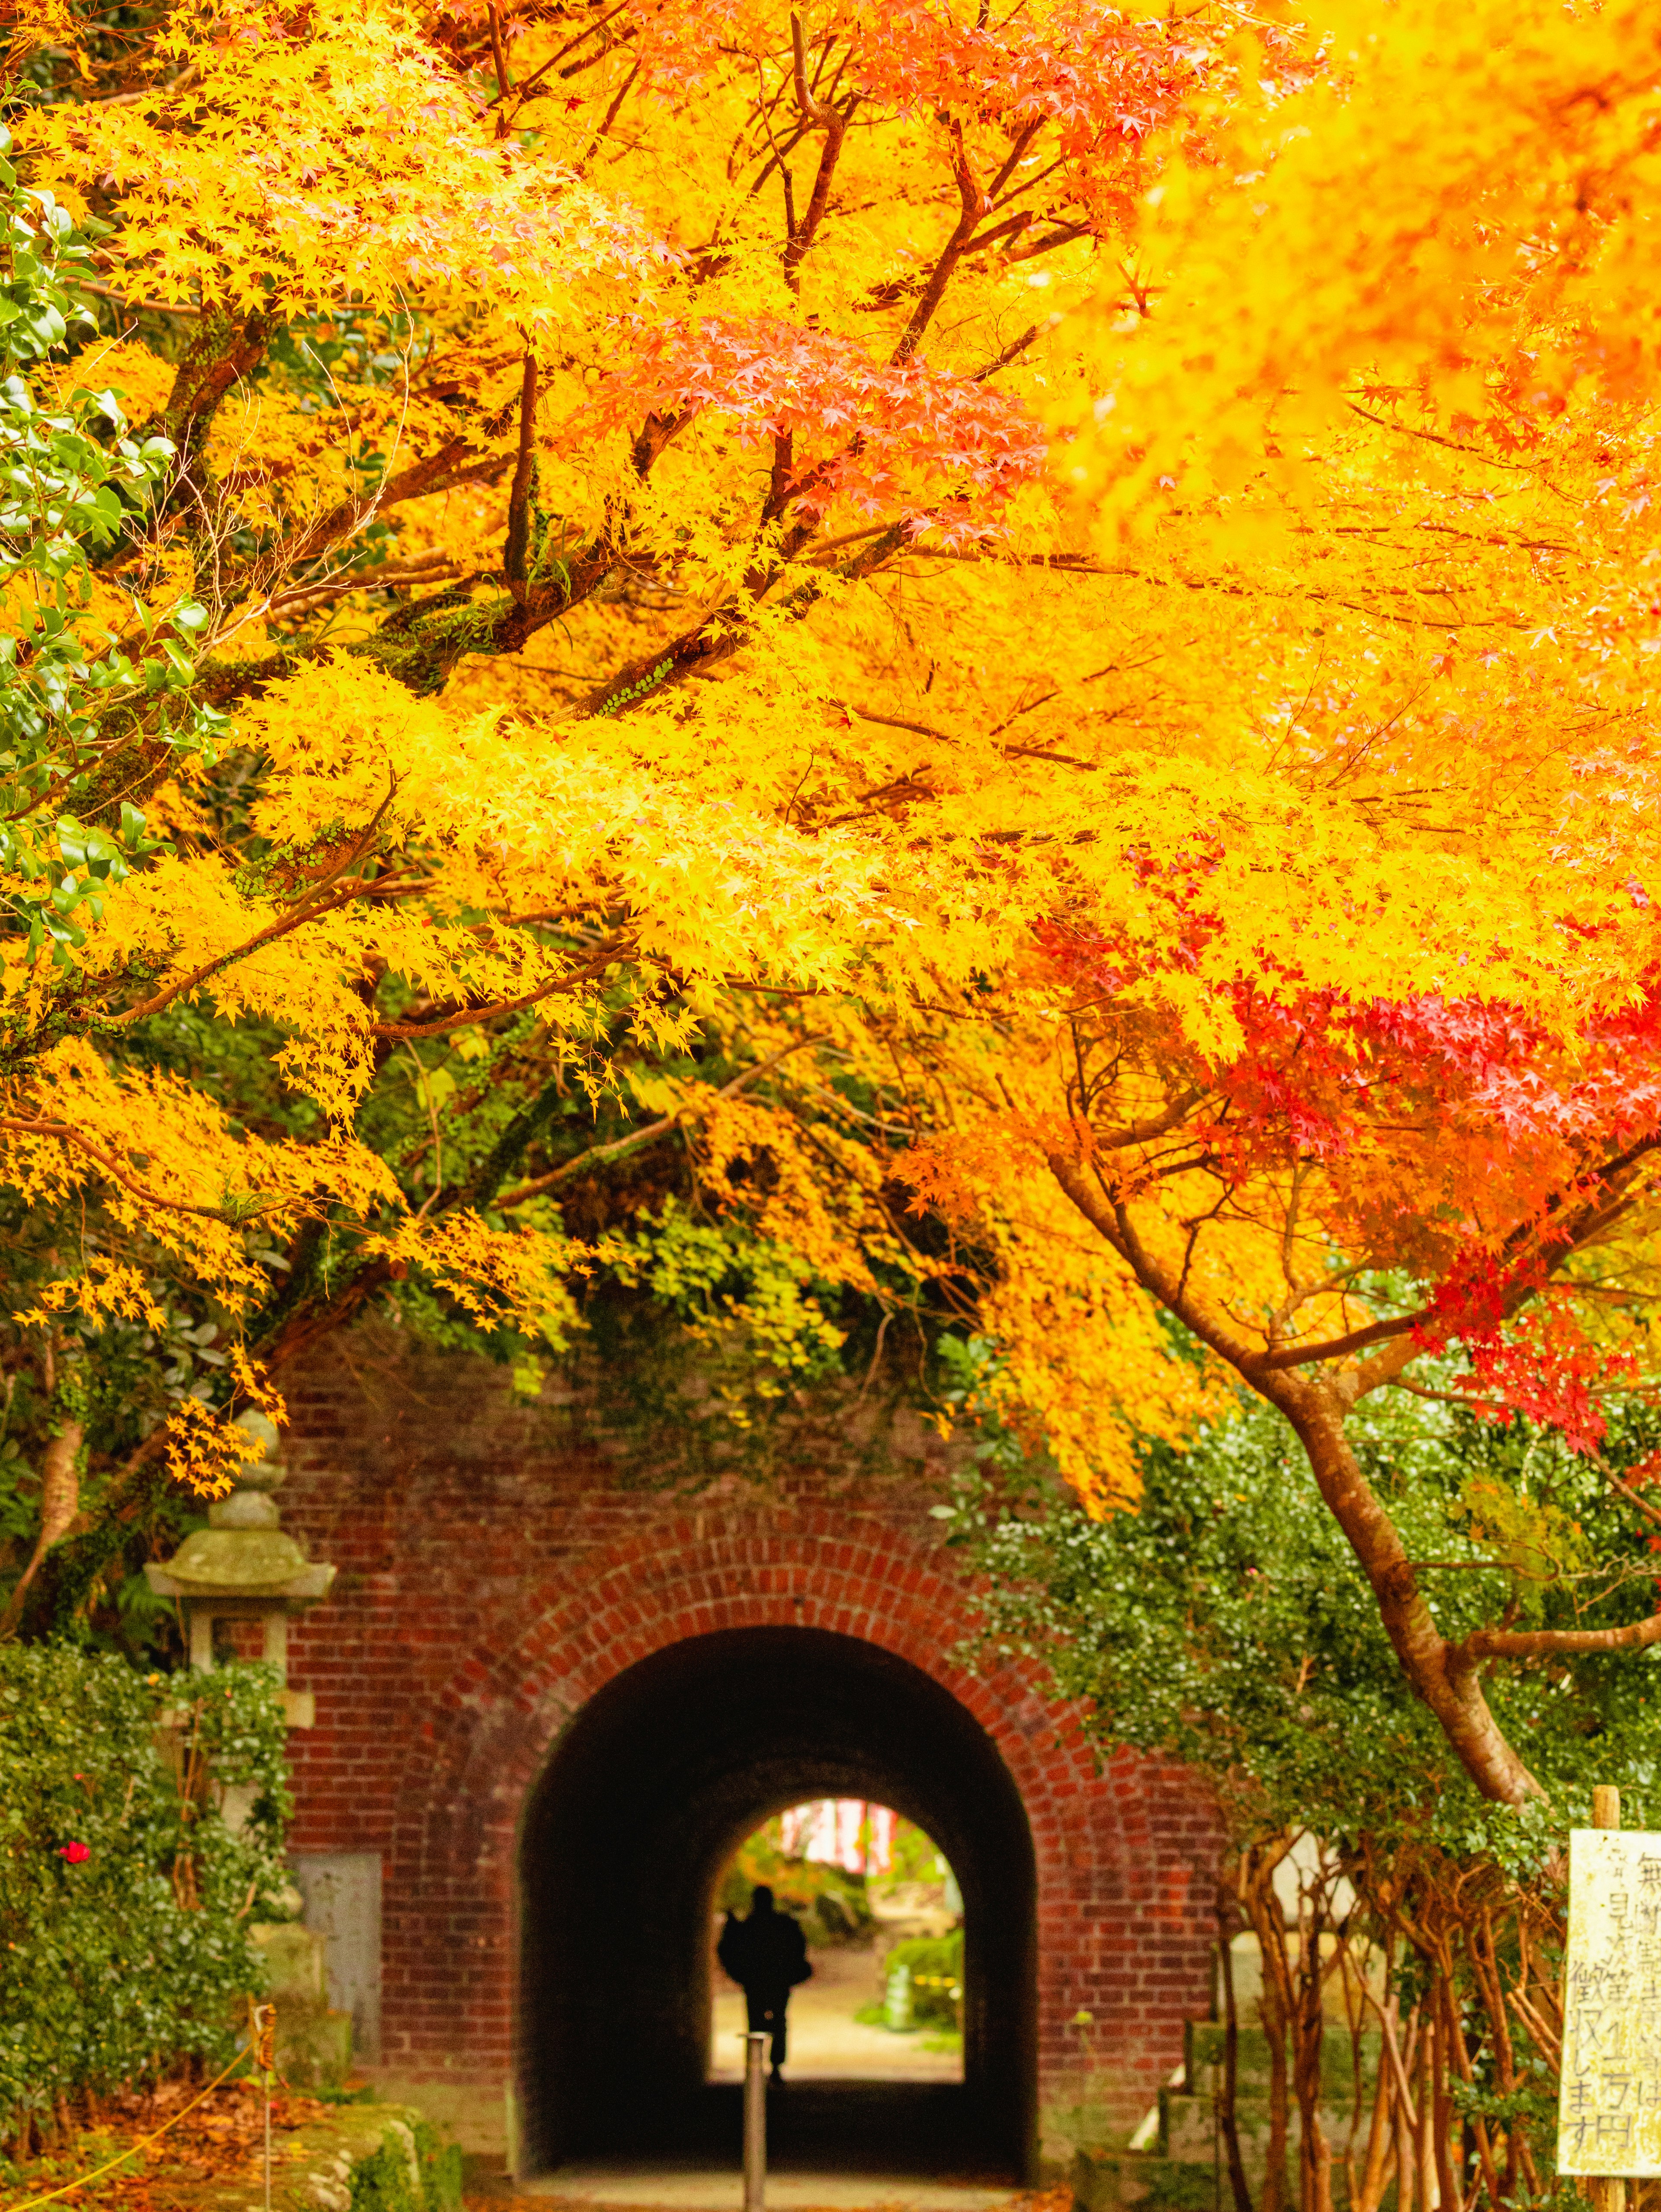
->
<box><xmin>710</xmin><ymin>1802</ymin><xmax>965</xmax><ymax>2085</ymax></box>
<box><xmin>518</xmin><ymin>1626</ymin><xmax>1037</xmax><ymax>2180</ymax></box>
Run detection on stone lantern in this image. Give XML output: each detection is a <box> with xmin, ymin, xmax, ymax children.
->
<box><xmin>145</xmin><ymin>1410</ymin><xmax>334</xmax><ymax>1728</ymax></box>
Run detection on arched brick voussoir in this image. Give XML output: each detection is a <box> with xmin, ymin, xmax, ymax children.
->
<box><xmin>391</xmin><ymin>1508</ymin><xmax>1134</xmax><ymax>1882</ymax></box>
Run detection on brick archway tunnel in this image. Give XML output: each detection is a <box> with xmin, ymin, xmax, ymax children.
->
<box><xmin>279</xmin><ymin>1344</ymin><xmax>1221</xmax><ymax>2178</ymax></box>
<box><xmin>519</xmin><ymin>1626</ymin><xmax>1036</xmax><ymax>2174</ymax></box>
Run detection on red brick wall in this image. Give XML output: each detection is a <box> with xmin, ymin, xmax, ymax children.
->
<box><xmin>279</xmin><ymin>1343</ymin><xmax>1219</xmax><ymax>2164</ymax></box>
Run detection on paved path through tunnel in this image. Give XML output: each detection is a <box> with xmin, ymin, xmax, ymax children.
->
<box><xmin>467</xmin><ymin>2181</ymin><xmax>1065</xmax><ymax>2212</ymax></box>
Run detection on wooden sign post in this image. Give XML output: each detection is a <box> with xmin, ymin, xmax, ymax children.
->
<box><xmin>1558</xmin><ymin>1785</ymin><xmax>1661</xmax><ymax>2211</ymax></box>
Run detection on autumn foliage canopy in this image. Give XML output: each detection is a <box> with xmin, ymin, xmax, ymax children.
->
<box><xmin>3</xmin><ymin>0</ymin><xmax>1661</xmax><ymax>1799</ymax></box>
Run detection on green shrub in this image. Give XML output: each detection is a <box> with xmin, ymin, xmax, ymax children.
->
<box><xmin>418</xmin><ymin>2127</ymin><xmax>465</xmax><ymax>2212</ymax></box>
<box><xmin>0</xmin><ymin>1645</ymin><xmax>290</xmax><ymax>2143</ymax></box>
<box><xmin>348</xmin><ymin>2117</ymin><xmax>464</xmax><ymax>2211</ymax></box>
<box><xmin>885</xmin><ymin>1930</ymin><xmax>962</xmax><ymax>2028</ymax></box>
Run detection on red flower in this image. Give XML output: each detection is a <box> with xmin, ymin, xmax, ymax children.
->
<box><xmin>57</xmin><ymin>1841</ymin><xmax>90</xmax><ymax>1864</ymax></box>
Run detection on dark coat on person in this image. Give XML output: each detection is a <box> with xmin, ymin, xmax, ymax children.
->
<box><xmin>718</xmin><ymin>1899</ymin><xmax>812</xmax><ymax>1996</ymax></box>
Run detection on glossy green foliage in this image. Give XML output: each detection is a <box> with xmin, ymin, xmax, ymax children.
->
<box><xmin>0</xmin><ymin>128</ymin><xmax>221</xmax><ymax>963</ymax></box>
<box><xmin>0</xmin><ymin>1647</ymin><xmax>289</xmax><ymax>2136</ymax></box>
<box><xmin>941</xmin><ymin>1351</ymin><xmax>1661</xmax><ymax>1858</ymax></box>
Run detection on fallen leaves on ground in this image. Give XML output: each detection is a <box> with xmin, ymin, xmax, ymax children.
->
<box><xmin>0</xmin><ymin>2077</ymin><xmax>339</xmax><ymax>2210</ymax></box>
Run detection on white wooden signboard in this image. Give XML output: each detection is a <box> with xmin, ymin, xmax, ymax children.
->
<box><xmin>1558</xmin><ymin>1826</ymin><xmax>1661</xmax><ymax>2175</ymax></box>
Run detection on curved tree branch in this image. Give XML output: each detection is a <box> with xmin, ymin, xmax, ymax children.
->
<box><xmin>1461</xmin><ymin>1612</ymin><xmax>1661</xmax><ymax>1661</ymax></box>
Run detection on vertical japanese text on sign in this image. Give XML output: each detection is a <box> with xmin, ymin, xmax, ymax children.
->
<box><xmin>1559</xmin><ymin>1828</ymin><xmax>1661</xmax><ymax>2177</ymax></box>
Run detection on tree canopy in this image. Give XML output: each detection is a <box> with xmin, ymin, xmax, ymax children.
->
<box><xmin>3</xmin><ymin>0</ymin><xmax>1661</xmax><ymax>1801</ymax></box>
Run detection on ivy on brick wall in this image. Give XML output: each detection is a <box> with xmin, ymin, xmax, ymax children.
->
<box><xmin>0</xmin><ymin>1646</ymin><xmax>290</xmax><ymax>2147</ymax></box>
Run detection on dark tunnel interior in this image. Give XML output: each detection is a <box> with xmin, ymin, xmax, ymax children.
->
<box><xmin>518</xmin><ymin>1626</ymin><xmax>1037</xmax><ymax>2179</ymax></box>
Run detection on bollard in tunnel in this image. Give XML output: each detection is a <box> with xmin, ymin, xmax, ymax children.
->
<box><xmin>743</xmin><ymin>2030</ymin><xmax>767</xmax><ymax>2212</ymax></box>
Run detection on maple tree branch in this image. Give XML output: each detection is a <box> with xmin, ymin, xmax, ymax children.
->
<box><xmin>834</xmin><ymin>700</ymin><xmax>958</xmax><ymax>747</ymax></box>
<box><xmin>1601</xmin><ymin>1466</ymin><xmax>1661</xmax><ymax>1531</ymax></box>
<box><xmin>1349</xmin><ymin>1136</ymin><xmax>1661</xmax><ymax>1395</ymax></box>
<box><xmin>110</xmin><ymin>876</ymin><xmax>396</xmax><ymax>1025</ymax></box>
<box><xmin>1279</xmin><ymin>1386</ymin><xmax>1544</xmax><ymax>1803</ymax></box>
<box><xmin>1262</xmin><ymin>1309</ymin><xmax>1430</xmax><ymax>1369</ymax></box>
<box><xmin>300</xmin><ymin>401</ymin><xmax>697</xmax><ymax>698</ymax></box>
<box><xmin>855</xmin><ymin>217</ymin><xmax>1082</xmax><ymax>317</ymax></box>
<box><xmin>273</xmin><ymin>436</ymin><xmax>512</xmax><ymax>573</ymax></box>
<box><xmin>891</xmin><ymin>116</ymin><xmax>989</xmax><ymax>367</ymax></box>
<box><xmin>487</xmin><ymin>4</ymin><xmax>513</xmax><ymax>131</ymax></box>
<box><xmin>1345</xmin><ymin>400</ymin><xmax>1538</xmax><ymax>476</ymax></box>
<box><xmin>1045</xmin><ymin>1130</ymin><xmax>1544</xmax><ymax>1804</ymax></box>
<box><xmin>971</xmin><ymin>321</ymin><xmax>1045</xmax><ymax>384</ymax></box>
<box><xmin>986</xmin><ymin>655</ymin><xmax>1161</xmax><ymax>736</ymax></box>
<box><xmin>984</xmin><ymin>121</ymin><xmax>1044</xmax><ymax>204</ymax></box>
<box><xmin>369</xmin><ymin>942</ymin><xmax>628</xmax><ymax>1041</ymax></box>
<box><xmin>574</xmin><ymin>63</ymin><xmax>641</xmax><ymax>176</ymax></box>
<box><xmin>1386</xmin><ymin>1377</ymin><xmax>1509</xmax><ymax>1414</ymax></box>
<box><xmin>765</xmin><ymin>428</ymin><xmax>798</xmax><ymax>524</ymax></box>
<box><xmin>1005</xmin><ymin>221</ymin><xmax>1093</xmax><ymax>266</ymax></box>
<box><xmin>822</xmin><ymin>710</ymin><xmax>1110</xmax><ymax>781</ymax></box>
<box><xmin>580</xmin><ymin>505</ymin><xmax>972</xmax><ymax>719</ymax></box>
<box><xmin>494</xmin><ymin>1032</ymin><xmax>826</xmax><ymax>1207</ymax></box>
<box><xmin>1266</xmin><ymin>1152</ymin><xmax>1651</xmax><ymax>1380</ymax></box>
<box><xmin>0</xmin><ymin>1119</ymin><xmax>277</xmax><ymax>1224</ymax></box>
<box><xmin>1093</xmin><ymin>1090</ymin><xmax>1211</xmax><ymax>1149</ymax></box>
<box><xmin>782</xmin><ymin>15</ymin><xmax>850</xmax><ymax>291</ymax></box>
<box><xmin>503</xmin><ymin>352</ymin><xmax>539</xmax><ymax>601</ymax></box>
<box><xmin>259</xmin><ymin>1259</ymin><xmax>400</xmax><ymax>1379</ymax></box>
<box><xmin>87</xmin><ymin>307</ymin><xmax>276</xmax><ymax>580</ymax></box>
<box><xmin>487</xmin><ymin>0</ymin><xmax>630</xmax><ymax>109</ymax></box>
<box><xmin>1047</xmin><ymin>1148</ymin><xmax>1266</xmax><ymax>1376</ymax></box>
<box><xmin>264</xmin><ymin>553</ymin><xmax>466</xmax><ymax>622</ymax></box>
<box><xmin>151</xmin><ymin>307</ymin><xmax>275</xmax><ymax>471</ymax></box>
<box><xmin>254</xmin><ymin>986</ymin><xmax>807</xmax><ymax>1376</ymax></box>
<box><xmin>0</xmin><ymin>1349</ymin><xmax>85</xmax><ymax>1645</ymax></box>
<box><xmin>113</xmin><ymin>785</ymin><xmax>403</xmax><ymax>1024</ymax></box>
<box><xmin>578</xmin><ymin>508</ymin><xmax>945</xmax><ymax>714</ymax></box>
<box><xmin>497</xmin><ymin>1113</ymin><xmax>681</xmax><ymax>1208</ymax></box>
<box><xmin>77</xmin><ymin>277</ymin><xmax>199</xmax><ymax>320</ymax></box>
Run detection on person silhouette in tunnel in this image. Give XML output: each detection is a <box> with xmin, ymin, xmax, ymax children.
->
<box><xmin>717</xmin><ymin>1885</ymin><xmax>813</xmax><ymax>2080</ymax></box>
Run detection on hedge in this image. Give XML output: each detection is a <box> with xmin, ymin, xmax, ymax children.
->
<box><xmin>0</xmin><ymin>1644</ymin><xmax>291</xmax><ymax>2146</ymax></box>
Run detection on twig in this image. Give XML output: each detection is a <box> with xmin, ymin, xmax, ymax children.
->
<box><xmin>76</xmin><ymin>277</ymin><xmax>200</xmax><ymax>319</ymax></box>
<box><xmin>370</xmin><ymin>941</ymin><xmax>626</xmax><ymax>1041</ymax></box>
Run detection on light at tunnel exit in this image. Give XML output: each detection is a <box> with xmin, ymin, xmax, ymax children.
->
<box><xmin>710</xmin><ymin>1803</ymin><xmax>965</xmax><ymax>2084</ymax></box>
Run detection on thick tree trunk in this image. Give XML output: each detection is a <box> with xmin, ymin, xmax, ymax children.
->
<box><xmin>1045</xmin><ymin>1155</ymin><xmax>1543</xmax><ymax>1805</ymax></box>
<box><xmin>1265</xmin><ymin>1376</ymin><xmax>1541</xmax><ymax>1807</ymax></box>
